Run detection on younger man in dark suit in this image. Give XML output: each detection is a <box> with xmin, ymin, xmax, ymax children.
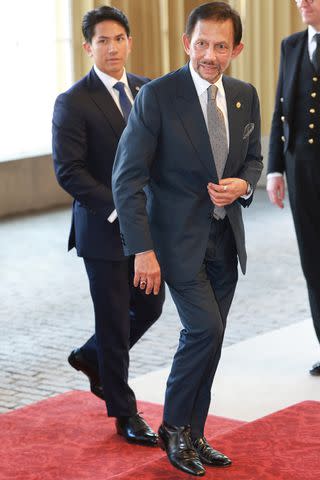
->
<box><xmin>52</xmin><ymin>5</ymin><xmax>164</xmax><ymax>445</ymax></box>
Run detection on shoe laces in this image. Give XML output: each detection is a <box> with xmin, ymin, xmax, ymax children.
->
<box><xmin>131</xmin><ymin>412</ymin><xmax>149</xmax><ymax>431</ymax></box>
<box><xmin>179</xmin><ymin>426</ymin><xmax>199</xmax><ymax>458</ymax></box>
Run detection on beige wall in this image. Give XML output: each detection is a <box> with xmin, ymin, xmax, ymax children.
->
<box><xmin>1</xmin><ymin>0</ymin><xmax>305</xmax><ymax>217</ymax></box>
<box><xmin>0</xmin><ymin>155</ymin><xmax>71</xmax><ymax>218</ymax></box>
<box><xmin>71</xmin><ymin>0</ymin><xmax>303</xmax><ymax>135</ymax></box>
<box><xmin>230</xmin><ymin>0</ymin><xmax>303</xmax><ymax>135</ymax></box>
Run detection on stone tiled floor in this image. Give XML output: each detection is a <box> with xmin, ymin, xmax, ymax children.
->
<box><xmin>0</xmin><ymin>189</ymin><xmax>312</xmax><ymax>412</ymax></box>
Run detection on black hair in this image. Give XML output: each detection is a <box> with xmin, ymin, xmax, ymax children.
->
<box><xmin>185</xmin><ymin>1</ymin><xmax>242</xmax><ymax>46</ymax></box>
<box><xmin>82</xmin><ymin>5</ymin><xmax>130</xmax><ymax>43</ymax></box>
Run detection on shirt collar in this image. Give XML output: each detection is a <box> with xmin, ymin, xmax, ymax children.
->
<box><xmin>93</xmin><ymin>64</ymin><xmax>129</xmax><ymax>89</ymax></box>
<box><xmin>189</xmin><ymin>61</ymin><xmax>225</xmax><ymax>99</ymax></box>
<box><xmin>308</xmin><ymin>25</ymin><xmax>320</xmax><ymax>44</ymax></box>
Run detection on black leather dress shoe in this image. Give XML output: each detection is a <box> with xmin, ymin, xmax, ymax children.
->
<box><xmin>310</xmin><ymin>361</ymin><xmax>320</xmax><ymax>376</ymax></box>
<box><xmin>116</xmin><ymin>413</ymin><xmax>158</xmax><ymax>446</ymax></box>
<box><xmin>158</xmin><ymin>423</ymin><xmax>205</xmax><ymax>476</ymax></box>
<box><xmin>68</xmin><ymin>349</ymin><xmax>104</xmax><ymax>400</ymax></box>
<box><xmin>193</xmin><ymin>437</ymin><xmax>232</xmax><ymax>467</ymax></box>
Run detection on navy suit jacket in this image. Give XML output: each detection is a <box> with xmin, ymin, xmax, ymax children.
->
<box><xmin>268</xmin><ymin>30</ymin><xmax>307</xmax><ymax>173</ymax></box>
<box><xmin>112</xmin><ymin>64</ymin><xmax>263</xmax><ymax>282</ymax></box>
<box><xmin>52</xmin><ymin>67</ymin><xmax>149</xmax><ymax>260</ymax></box>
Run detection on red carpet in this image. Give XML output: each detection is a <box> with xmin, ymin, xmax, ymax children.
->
<box><xmin>0</xmin><ymin>390</ymin><xmax>243</xmax><ymax>480</ymax></box>
<box><xmin>116</xmin><ymin>401</ymin><xmax>320</xmax><ymax>480</ymax></box>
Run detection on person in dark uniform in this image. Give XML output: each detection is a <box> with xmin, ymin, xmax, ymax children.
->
<box><xmin>52</xmin><ymin>5</ymin><xmax>165</xmax><ymax>445</ymax></box>
<box><xmin>267</xmin><ymin>0</ymin><xmax>320</xmax><ymax>376</ymax></box>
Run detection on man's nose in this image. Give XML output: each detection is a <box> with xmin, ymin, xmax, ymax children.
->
<box><xmin>204</xmin><ymin>45</ymin><xmax>217</xmax><ymax>62</ymax></box>
<box><xmin>108</xmin><ymin>40</ymin><xmax>118</xmax><ymax>53</ymax></box>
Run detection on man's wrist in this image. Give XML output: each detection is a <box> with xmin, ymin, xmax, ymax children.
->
<box><xmin>240</xmin><ymin>180</ymin><xmax>252</xmax><ymax>199</ymax></box>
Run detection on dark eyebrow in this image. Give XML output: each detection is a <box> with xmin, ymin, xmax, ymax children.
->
<box><xmin>96</xmin><ymin>34</ymin><xmax>125</xmax><ymax>41</ymax></box>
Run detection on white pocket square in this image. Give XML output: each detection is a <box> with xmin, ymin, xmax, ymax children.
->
<box><xmin>243</xmin><ymin>123</ymin><xmax>255</xmax><ymax>139</ymax></box>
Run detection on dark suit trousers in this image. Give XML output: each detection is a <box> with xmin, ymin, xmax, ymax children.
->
<box><xmin>285</xmin><ymin>145</ymin><xmax>320</xmax><ymax>343</ymax></box>
<box><xmin>82</xmin><ymin>256</ymin><xmax>164</xmax><ymax>417</ymax></box>
<box><xmin>164</xmin><ymin>217</ymin><xmax>238</xmax><ymax>437</ymax></box>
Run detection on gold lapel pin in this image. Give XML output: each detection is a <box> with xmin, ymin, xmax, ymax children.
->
<box><xmin>236</xmin><ymin>101</ymin><xmax>241</xmax><ymax>109</ymax></box>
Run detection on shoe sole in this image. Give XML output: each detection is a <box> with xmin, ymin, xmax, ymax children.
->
<box><xmin>200</xmin><ymin>459</ymin><xmax>232</xmax><ymax>467</ymax></box>
<box><xmin>116</xmin><ymin>430</ymin><xmax>158</xmax><ymax>447</ymax></box>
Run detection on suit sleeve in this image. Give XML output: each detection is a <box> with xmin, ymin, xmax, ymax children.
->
<box><xmin>52</xmin><ymin>93</ymin><xmax>113</xmax><ymax>210</ymax></box>
<box><xmin>268</xmin><ymin>39</ymin><xmax>286</xmax><ymax>174</ymax></box>
<box><xmin>112</xmin><ymin>84</ymin><xmax>160</xmax><ymax>255</ymax></box>
<box><xmin>238</xmin><ymin>84</ymin><xmax>263</xmax><ymax>207</ymax></box>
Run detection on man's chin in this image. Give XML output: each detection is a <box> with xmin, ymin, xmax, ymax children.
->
<box><xmin>198</xmin><ymin>68</ymin><xmax>220</xmax><ymax>84</ymax></box>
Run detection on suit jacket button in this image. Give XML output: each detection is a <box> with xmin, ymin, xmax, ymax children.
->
<box><xmin>313</xmin><ymin>76</ymin><xmax>318</xmax><ymax>82</ymax></box>
<box><xmin>310</xmin><ymin>108</ymin><xmax>316</xmax><ymax>113</ymax></box>
<box><xmin>311</xmin><ymin>92</ymin><xmax>317</xmax><ymax>98</ymax></box>
<box><xmin>308</xmin><ymin>138</ymin><xmax>314</xmax><ymax>144</ymax></box>
<box><xmin>309</xmin><ymin>123</ymin><xmax>315</xmax><ymax>129</ymax></box>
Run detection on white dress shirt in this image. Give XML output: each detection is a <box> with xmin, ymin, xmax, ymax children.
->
<box><xmin>189</xmin><ymin>62</ymin><xmax>251</xmax><ymax>198</ymax></box>
<box><xmin>189</xmin><ymin>62</ymin><xmax>230</xmax><ymax>147</ymax></box>
<box><xmin>308</xmin><ymin>25</ymin><xmax>320</xmax><ymax>61</ymax></box>
<box><xmin>93</xmin><ymin>65</ymin><xmax>134</xmax><ymax>223</ymax></box>
<box><xmin>93</xmin><ymin>64</ymin><xmax>134</xmax><ymax>111</ymax></box>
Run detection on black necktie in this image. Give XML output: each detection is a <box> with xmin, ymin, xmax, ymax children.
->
<box><xmin>312</xmin><ymin>33</ymin><xmax>320</xmax><ymax>73</ymax></box>
<box><xmin>113</xmin><ymin>82</ymin><xmax>132</xmax><ymax>123</ymax></box>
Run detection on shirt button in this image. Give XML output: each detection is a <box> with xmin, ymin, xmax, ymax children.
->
<box><xmin>280</xmin><ymin>97</ymin><xmax>284</xmax><ymax>102</ymax></box>
<box><xmin>281</xmin><ymin>135</ymin><xmax>285</xmax><ymax>142</ymax></box>
<box><xmin>281</xmin><ymin>116</ymin><xmax>285</xmax><ymax>122</ymax></box>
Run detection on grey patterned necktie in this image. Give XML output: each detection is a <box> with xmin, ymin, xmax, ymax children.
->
<box><xmin>207</xmin><ymin>84</ymin><xmax>228</xmax><ymax>219</ymax></box>
<box><xmin>312</xmin><ymin>33</ymin><xmax>320</xmax><ymax>73</ymax></box>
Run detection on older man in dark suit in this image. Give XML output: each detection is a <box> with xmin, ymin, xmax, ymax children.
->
<box><xmin>267</xmin><ymin>0</ymin><xmax>320</xmax><ymax>376</ymax></box>
<box><xmin>52</xmin><ymin>5</ymin><xmax>164</xmax><ymax>446</ymax></box>
<box><xmin>112</xmin><ymin>2</ymin><xmax>262</xmax><ymax>476</ymax></box>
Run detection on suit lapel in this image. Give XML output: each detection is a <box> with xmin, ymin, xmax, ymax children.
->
<box><xmin>285</xmin><ymin>31</ymin><xmax>307</xmax><ymax>119</ymax></box>
<box><xmin>175</xmin><ymin>64</ymin><xmax>218</xmax><ymax>181</ymax></box>
<box><xmin>127</xmin><ymin>74</ymin><xmax>143</xmax><ymax>98</ymax></box>
<box><xmin>223</xmin><ymin>76</ymin><xmax>244</xmax><ymax>177</ymax></box>
<box><xmin>86</xmin><ymin>68</ymin><xmax>125</xmax><ymax>139</ymax></box>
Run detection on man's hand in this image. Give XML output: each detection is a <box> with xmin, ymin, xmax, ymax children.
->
<box><xmin>134</xmin><ymin>250</ymin><xmax>161</xmax><ymax>295</ymax></box>
<box><xmin>207</xmin><ymin>178</ymin><xmax>247</xmax><ymax>206</ymax></box>
<box><xmin>266</xmin><ymin>176</ymin><xmax>285</xmax><ymax>209</ymax></box>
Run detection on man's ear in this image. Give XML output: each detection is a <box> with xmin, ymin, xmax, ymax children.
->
<box><xmin>127</xmin><ymin>36</ymin><xmax>133</xmax><ymax>55</ymax></box>
<box><xmin>231</xmin><ymin>42</ymin><xmax>244</xmax><ymax>59</ymax></box>
<box><xmin>83</xmin><ymin>41</ymin><xmax>93</xmax><ymax>57</ymax></box>
<box><xmin>182</xmin><ymin>33</ymin><xmax>191</xmax><ymax>55</ymax></box>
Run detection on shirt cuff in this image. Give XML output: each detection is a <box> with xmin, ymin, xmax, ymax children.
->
<box><xmin>107</xmin><ymin>209</ymin><xmax>117</xmax><ymax>223</ymax></box>
<box><xmin>267</xmin><ymin>172</ymin><xmax>283</xmax><ymax>178</ymax></box>
<box><xmin>240</xmin><ymin>182</ymin><xmax>253</xmax><ymax>200</ymax></box>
